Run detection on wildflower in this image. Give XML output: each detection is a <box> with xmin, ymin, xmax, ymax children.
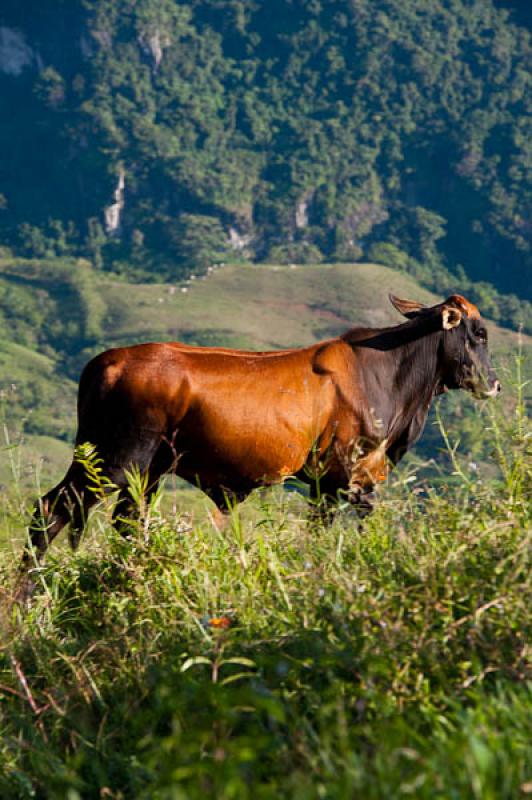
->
<box><xmin>208</xmin><ymin>616</ymin><xmax>232</xmax><ymax>630</ymax></box>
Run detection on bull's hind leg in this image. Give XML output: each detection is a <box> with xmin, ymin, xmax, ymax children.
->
<box><xmin>21</xmin><ymin>430</ymin><xmax>160</xmax><ymax>564</ymax></box>
<box><xmin>67</xmin><ymin>488</ymin><xmax>101</xmax><ymax>552</ymax></box>
<box><xmin>111</xmin><ymin>439</ymin><xmax>175</xmax><ymax>536</ymax></box>
<box><xmin>22</xmin><ymin>462</ymin><xmax>98</xmax><ymax>568</ymax></box>
<box><xmin>111</xmin><ymin>477</ymin><xmax>162</xmax><ymax>537</ymax></box>
<box><xmin>15</xmin><ymin>463</ymin><xmax>96</xmax><ymax>603</ymax></box>
<box><xmin>112</xmin><ymin>488</ymin><xmax>136</xmax><ymax>536</ymax></box>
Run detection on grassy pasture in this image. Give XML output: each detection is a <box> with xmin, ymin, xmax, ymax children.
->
<box><xmin>0</xmin><ymin>356</ymin><xmax>530</xmax><ymax>799</ymax></box>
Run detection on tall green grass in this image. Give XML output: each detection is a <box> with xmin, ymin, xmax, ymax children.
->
<box><xmin>0</xmin><ymin>354</ymin><xmax>530</xmax><ymax>799</ymax></box>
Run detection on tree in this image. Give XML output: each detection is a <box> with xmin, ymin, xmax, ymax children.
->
<box><xmin>170</xmin><ymin>214</ymin><xmax>228</xmax><ymax>277</ymax></box>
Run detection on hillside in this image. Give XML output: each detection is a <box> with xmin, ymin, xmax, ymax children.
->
<box><xmin>0</xmin><ymin>258</ymin><xmax>528</xmax><ymax>486</ymax></box>
<box><xmin>100</xmin><ymin>261</ymin><xmax>526</xmax><ymax>350</ymax></box>
<box><xmin>0</xmin><ymin>0</ymin><xmax>530</xmax><ymax>307</ymax></box>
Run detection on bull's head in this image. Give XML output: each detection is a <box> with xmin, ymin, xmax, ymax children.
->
<box><xmin>389</xmin><ymin>293</ymin><xmax>501</xmax><ymax>398</ymax></box>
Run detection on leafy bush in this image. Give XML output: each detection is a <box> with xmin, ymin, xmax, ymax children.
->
<box><xmin>167</xmin><ymin>214</ymin><xmax>230</xmax><ymax>278</ymax></box>
<box><xmin>268</xmin><ymin>241</ymin><xmax>324</xmax><ymax>265</ymax></box>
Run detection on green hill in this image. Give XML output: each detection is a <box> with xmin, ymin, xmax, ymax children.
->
<box><xmin>101</xmin><ymin>261</ymin><xmax>526</xmax><ymax>352</ymax></box>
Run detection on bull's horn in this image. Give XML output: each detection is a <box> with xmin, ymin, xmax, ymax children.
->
<box><xmin>389</xmin><ymin>293</ymin><xmax>426</xmax><ymax>319</ymax></box>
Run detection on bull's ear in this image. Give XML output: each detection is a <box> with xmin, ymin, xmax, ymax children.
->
<box><xmin>442</xmin><ymin>306</ymin><xmax>462</xmax><ymax>330</ymax></box>
<box><xmin>389</xmin><ymin>293</ymin><xmax>426</xmax><ymax>318</ymax></box>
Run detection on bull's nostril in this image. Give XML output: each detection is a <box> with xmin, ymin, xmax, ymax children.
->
<box><xmin>496</xmin><ymin>381</ymin><xmax>501</xmax><ymax>393</ymax></box>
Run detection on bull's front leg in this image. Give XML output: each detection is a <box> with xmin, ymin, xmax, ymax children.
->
<box><xmin>346</xmin><ymin>482</ymin><xmax>377</xmax><ymax>518</ymax></box>
<box><xmin>306</xmin><ymin>437</ymin><xmax>390</xmax><ymax>527</ymax></box>
<box><xmin>307</xmin><ymin>480</ymin><xmax>376</xmax><ymax>528</ymax></box>
<box><xmin>346</xmin><ymin>438</ymin><xmax>390</xmax><ymax>520</ymax></box>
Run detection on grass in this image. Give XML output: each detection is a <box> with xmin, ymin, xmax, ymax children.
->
<box><xmin>0</xmin><ymin>356</ymin><xmax>529</xmax><ymax>798</ymax></box>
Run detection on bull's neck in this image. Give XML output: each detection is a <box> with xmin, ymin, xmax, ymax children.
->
<box><xmin>389</xmin><ymin>329</ymin><xmax>442</xmax><ymax>429</ymax></box>
<box><xmin>346</xmin><ymin>317</ymin><xmax>444</xmax><ymax>440</ymax></box>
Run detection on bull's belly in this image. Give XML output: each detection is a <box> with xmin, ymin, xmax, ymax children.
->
<box><xmin>161</xmin><ymin>361</ymin><xmax>337</xmax><ymax>489</ymax></box>
<box><xmin>171</xmin><ymin>424</ymin><xmax>313</xmax><ymax>490</ymax></box>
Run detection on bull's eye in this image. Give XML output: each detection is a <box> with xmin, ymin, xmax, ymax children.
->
<box><xmin>476</xmin><ymin>327</ymin><xmax>487</xmax><ymax>342</ymax></box>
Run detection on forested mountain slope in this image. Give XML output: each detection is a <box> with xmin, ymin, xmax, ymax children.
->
<box><xmin>0</xmin><ymin>0</ymin><xmax>530</xmax><ymax>305</ymax></box>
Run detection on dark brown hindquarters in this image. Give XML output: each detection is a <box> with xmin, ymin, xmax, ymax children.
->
<box><xmin>22</xmin><ymin>355</ymin><xmax>167</xmax><ymax>569</ymax></box>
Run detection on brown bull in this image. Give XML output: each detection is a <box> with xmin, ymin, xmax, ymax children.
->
<box><xmin>22</xmin><ymin>292</ymin><xmax>500</xmax><ymax>566</ymax></box>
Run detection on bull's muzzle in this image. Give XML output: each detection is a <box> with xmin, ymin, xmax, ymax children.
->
<box><xmin>481</xmin><ymin>378</ymin><xmax>501</xmax><ymax>398</ymax></box>
<box><xmin>466</xmin><ymin>368</ymin><xmax>501</xmax><ymax>399</ymax></box>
